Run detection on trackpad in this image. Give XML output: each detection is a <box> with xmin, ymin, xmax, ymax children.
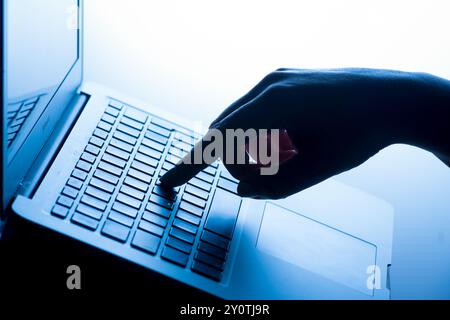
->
<box><xmin>256</xmin><ymin>203</ymin><xmax>376</xmax><ymax>295</ymax></box>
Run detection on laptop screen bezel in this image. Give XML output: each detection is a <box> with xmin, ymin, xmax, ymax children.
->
<box><xmin>2</xmin><ymin>0</ymin><xmax>84</xmax><ymax>213</ymax></box>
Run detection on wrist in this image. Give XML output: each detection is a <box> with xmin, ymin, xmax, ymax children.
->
<box><xmin>382</xmin><ymin>72</ymin><xmax>450</xmax><ymax>155</ymax></box>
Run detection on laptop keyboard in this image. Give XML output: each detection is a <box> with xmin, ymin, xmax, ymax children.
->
<box><xmin>50</xmin><ymin>99</ymin><xmax>241</xmax><ymax>282</ymax></box>
<box><xmin>7</xmin><ymin>96</ymin><xmax>41</xmax><ymax>147</ymax></box>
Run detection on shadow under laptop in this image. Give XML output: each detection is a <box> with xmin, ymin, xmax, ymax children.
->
<box><xmin>1</xmin><ymin>212</ymin><xmax>219</xmax><ymax>303</ymax></box>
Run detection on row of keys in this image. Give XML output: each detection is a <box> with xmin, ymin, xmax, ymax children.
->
<box><xmin>100</xmin><ymin>113</ymin><xmax>172</xmax><ymax>243</ymax></box>
<box><xmin>50</xmin><ymin>107</ymin><xmax>115</xmax><ymax>220</ymax></box>
<box><xmin>158</xmin><ymin>152</ymin><xmax>218</xmax><ymax>268</ymax></box>
<box><xmin>130</xmin><ymin>184</ymin><xmax>181</xmax><ymax>254</ymax></box>
<box><xmin>189</xmin><ymin>188</ymin><xmax>241</xmax><ymax>281</ymax></box>
<box><xmin>69</xmin><ymin>104</ymin><xmax>123</xmax><ymax>229</ymax></box>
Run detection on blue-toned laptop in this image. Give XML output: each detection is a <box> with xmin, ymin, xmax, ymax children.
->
<box><xmin>2</xmin><ymin>0</ymin><xmax>394</xmax><ymax>299</ymax></box>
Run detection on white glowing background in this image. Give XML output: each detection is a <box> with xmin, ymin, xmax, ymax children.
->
<box><xmin>85</xmin><ymin>0</ymin><xmax>450</xmax><ymax>124</ymax></box>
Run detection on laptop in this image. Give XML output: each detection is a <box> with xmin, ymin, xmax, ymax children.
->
<box><xmin>2</xmin><ymin>0</ymin><xmax>394</xmax><ymax>299</ymax></box>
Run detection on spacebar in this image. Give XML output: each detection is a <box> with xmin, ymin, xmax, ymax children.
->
<box><xmin>204</xmin><ymin>188</ymin><xmax>242</xmax><ymax>239</ymax></box>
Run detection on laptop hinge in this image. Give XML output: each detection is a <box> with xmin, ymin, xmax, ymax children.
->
<box><xmin>17</xmin><ymin>93</ymin><xmax>89</xmax><ymax>198</ymax></box>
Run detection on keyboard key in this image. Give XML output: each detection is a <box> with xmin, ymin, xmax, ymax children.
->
<box><xmin>120</xmin><ymin>185</ymin><xmax>145</xmax><ymax>201</ymax></box>
<box><xmin>97</xmin><ymin>161</ymin><xmax>122</xmax><ymax>177</ymax></box>
<box><xmin>172</xmin><ymin>219</ymin><xmax>197</xmax><ymax>235</ymax></box>
<box><xmin>148</xmin><ymin>123</ymin><xmax>171</xmax><ymax>138</ymax></box>
<box><xmin>128</xmin><ymin>168</ymin><xmax>152</xmax><ymax>184</ymax></box>
<box><xmin>80</xmin><ymin>152</ymin><xmax>96</xmax><ymax>164</ymax></box>
<box><xmin>75</xmin><ymin>203</ymin><xmax>103</xmax><ymax>220</ymax></box>
<box><xmin>141</xmin><ymin>138</ymin><xmax>165</xmax><ymax>152</ymax></box>
<box><xmin>124</xmin><ymin>107</ymin><xmax>148</xmax><ymax>124</ymax></box>
<box><xmin>149</xmin><ymin>194</ymin><xmax>174</xmax><ymax>210</ymax></box>
<box><xmin>184</xmin><ymin>184</ymin><xmax>209</xmax><ymax>200</ymax></box>
<box><xmin>151</xmin><ymin>117</ymin><xmax>175</xmax><ymax>131</ymax></box>
<box><xmin>80</xmin><ymin>194</ymin><xmax>107</xmax><ymax>211</ymax></box>
<box><xmin>173</xmin><ymin>130</ymin><xmax>196</xmax><ymax>144</ymax></box>
<box><xmin>89</xmin><ymin>136</ymin><xmax>104</xmax><ymax>148</ymax></box>
<box><xmin>155</xmin><ymin>179</ymin><xmax>180</xmax><ymax>192</ymax></box>
<box><xmin>109</xmin><ymin>138</ymin><xmax>133</xmax><ymax>153</ymax></box>
<box><xmin>102</xmin><ymin>153</ymin><xmax>126</xmax><ymax>169</ymax></box>
<box><xmin>161</xmin><ymin>246</ymin><xmax>189</xmax><ymax>267</ymax></box>
<box><xmin>101</xmin><ymin>219</ymin><xmax>130</xmax><ymax>243</ymax></box>
<box><xmin>205</xmin><ymin>189</ymin><xmax>241</xmax><ymax>239</ymax></box>
<box><xmin>165</xmin><ymin>153</ymin><xmax>181</xmax><ymax>165</ymax></box>
<box><xmin>89</xmin><ymin>177</ymin><xmax>115</xmax><ymax>193</ymax></box>
<box><xmin>166</xmin><ymin>237</ymin><xmax>192</xmax><ymax>254</ymax></box>
<box><xmin>198</xmin><ymin>241</ymin><xmax>227</xmax><ymax>260</ymax></box>
<box><xmin>217</xmin><ymin>178</ymin><xmax>238</xmax><ymax>194</ymax></box>
<box><xmin>85</xmin><ymin>144</ymin><xmax>101</xmax><ymax>156</ymax></box>
<box><xmin>162</xmin><ymin>162</ymin><xmax>175</xmax><ymax>171</ymax></box>
<box><xmin>123</xmin><ymin>176</ymin><xmax>148</xmax><ymax>192</ymax></box>
<box><xmin>94</xmin><ymin>169</ymin><xmax>119</xmax><ymax>185</ymax></box>
<box><xmin>158</xmin><ymin>168</ymin><xmax>168</xmax><ymax>178</ymax></box>
<box><xmin>71</xmin><ymin>213</ymin><xmax>99</xmax><ymax>230</ymax></box>
<box><xmin>152</xmin><ymin>185</ymin><xmax>177</xmax><ymax>201</ymax></box>
<box><xmin>109</xmin><ymin>100</ymin><xmax>123</xmax><ymax>110</ymax></box>
<box><xmin>176</xmin><ymin>209</ymin><xmax>201</xmax><ymax>226</ymax></box>
<box><xmin>171</xmin><ymin>140</ymin><xmax>192</xmax><ymax>153</ymax></box>
<box><xmin>108</xmin><ymin>210</ymin><xmax>135</xmax><ymax>227</ymax></box>
<box><xmin>146</xmin><ymin>203</ymin><xmax>172</xmax><ymax>219</ymax></box>
<box><xmin>105</xmin><ymin>106</ymin><xmax>120</xmax><ymax>117</ymax></box>
<box><xmin>195</xmin><ymin>251</ymin><xmax>225</xmax><ymax>270</ymax></box>
<box><xmin>76</xmin><ymin>160</ymin><xmax>92</xmax><ymax>173</ymax></box>
<box><xmin>182</xmin><ymin>193</ymin><xmax>206</xmax><ymax>208</ymax></box>
<box><xmin>112</xmin><ymin>201</ymin><xmax>138</xmax><ymax>218</ymax></box>
<box><xmin>169</xmin><ymin>227</ymin><xmax>195</xmax><ymax>244</ymax></box>
<box><xmin>62</xmin><ymin>186</ymin><xmax>78</xmax><ymax>199</ymax></box>
<box><xmin>131</xmin><ymin>229</ymin><xmax>161</xmax><ymax>255</ymax></box>
<box><xmin>93</xmin><ymin>128</ymin><xmax>108</xmax><ymax>140</ymax></box>
<box><xmin>142</xmin><ymin>211</ymin><xmax>168</xmax><ymax>228</ymax></box>
<box><xmin>201</xmin><ymin>230</ymin><xmax>230</xmax><ymax>250</ymax></box>
<box><xmin>101</xmin><ymin>113</ymin><xmax>116</xmax><ymax>125</ymax></box>
<box><xmin>137</xmin><ymin>146</ymin><xmax>161</xmax><ymax>163</ymax></box>
<box><xmin>145</xmin><ymin>130</ymin><xmax>168</xmax><ymax>145</ymax></box>
<box><xmin>97</xmin><ymin>120</ymin><xmax>112</xmax><ymax>133</ymax></box>
<box><xmin>134</xmin><ymin>153</ymin><xmax>159</xmax><ymax>168</ymax></box>
<box><xmin>67</xmin><ymin>177</ymin><xmax>83</xmax><ymax>190</ymax></box>
<box><xmin>106</xmin><ymin>145</ymin><xmax>130</xmax><ymax>161</ymax></box>
<box><xmin>71</xmin><ymin>168</ymin><xmax>88</xmax><ymax>181</ymax></box>
<box><xmin>85</xmin><ymin>186</ymin><xmax>111</xmax><ymax>202</ymax></box>
<box><xmin>196</xmin><ymin>171</ymin><xmax>214</xmax><ymax>184</ymax></box>
<box><xmin>56</xmin><ymin>195</ymin><xmax>73</xmax><ymax>208</ymax></box>
<box><xmin>113</xmin><ymin>130</ymin><xmax>137</xmax><ymax>145</ymax></box>
<box><xmin>131</xmin><ymin>160</ymin><xmax>156</xmax><ymax>176</ymax></box>
<box><xmin>168</xmin><ymin>146</ymin><xmax>186</xmax><ymax>158</ymax></box>
<box><xmin>10</xmin><ymin>118</ymin><xmax>25</xmax><ymax>127</ymax></box>
<box><xmin>179</xmin><ymin>201</ymin><xmax>203</xmax><ymax>217</ymax></box>
<box><xmin>116</xmin><ymin>193</ymin><xmax>142</xmax><ymax>209</ymax></box>
<box><xmin>188</xmin><ymin>177</ymin><xmax>211</xmax><ymax>192</ymax></box>
<box><xmin>51</xmin><ymin>205</ymin><xmax>69</xmax><ymax>218</ymax></box>
<box><xmin>117</xmin><ymin>123</ymin><xmax>140</xmax><ymax>138</ymax></box>
<box><xmin>203</xmin><ymin>166</ymin><xmax>216</xmax><ymax>176</ymax></box>
<box><xmin>121</xmin><ymin>116</ymin><xmax>143</xmax><ymax>131</ymax></box>
<box><xmin>16</xmin><ymin>109</ymin><xmax>31</xmax><ymax>119</ymax></box>
<box><xmin>139</xmin><ymin>220</ymin><xmax>164</xmax><ymax>237</ymax></box>
<box><xmin>191</xmin><ymin>261</ymin><xmax>222</xmax><ymax>281</ymax></box>
<box><xmin>220</xmin><ymin>169</ymin><xmax>238</xmax><ymax>183</ymax></box>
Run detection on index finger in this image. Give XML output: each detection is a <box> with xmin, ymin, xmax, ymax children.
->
<box><xmin>159</xmin><ymin>130</ymin><xmax>219</xmax><ymax>188</ymax></box>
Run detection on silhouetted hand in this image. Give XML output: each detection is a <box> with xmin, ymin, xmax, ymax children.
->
<box><xmin>161</xmin><ymin>68</ymin><xmax>450</xmax><ymax>199</ymax></box>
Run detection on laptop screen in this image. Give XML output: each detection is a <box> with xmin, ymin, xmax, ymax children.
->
<box><xmin>3</xmin><ymin>0</ymin><xmax>81</xmax><ymax>210</ymax></box>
